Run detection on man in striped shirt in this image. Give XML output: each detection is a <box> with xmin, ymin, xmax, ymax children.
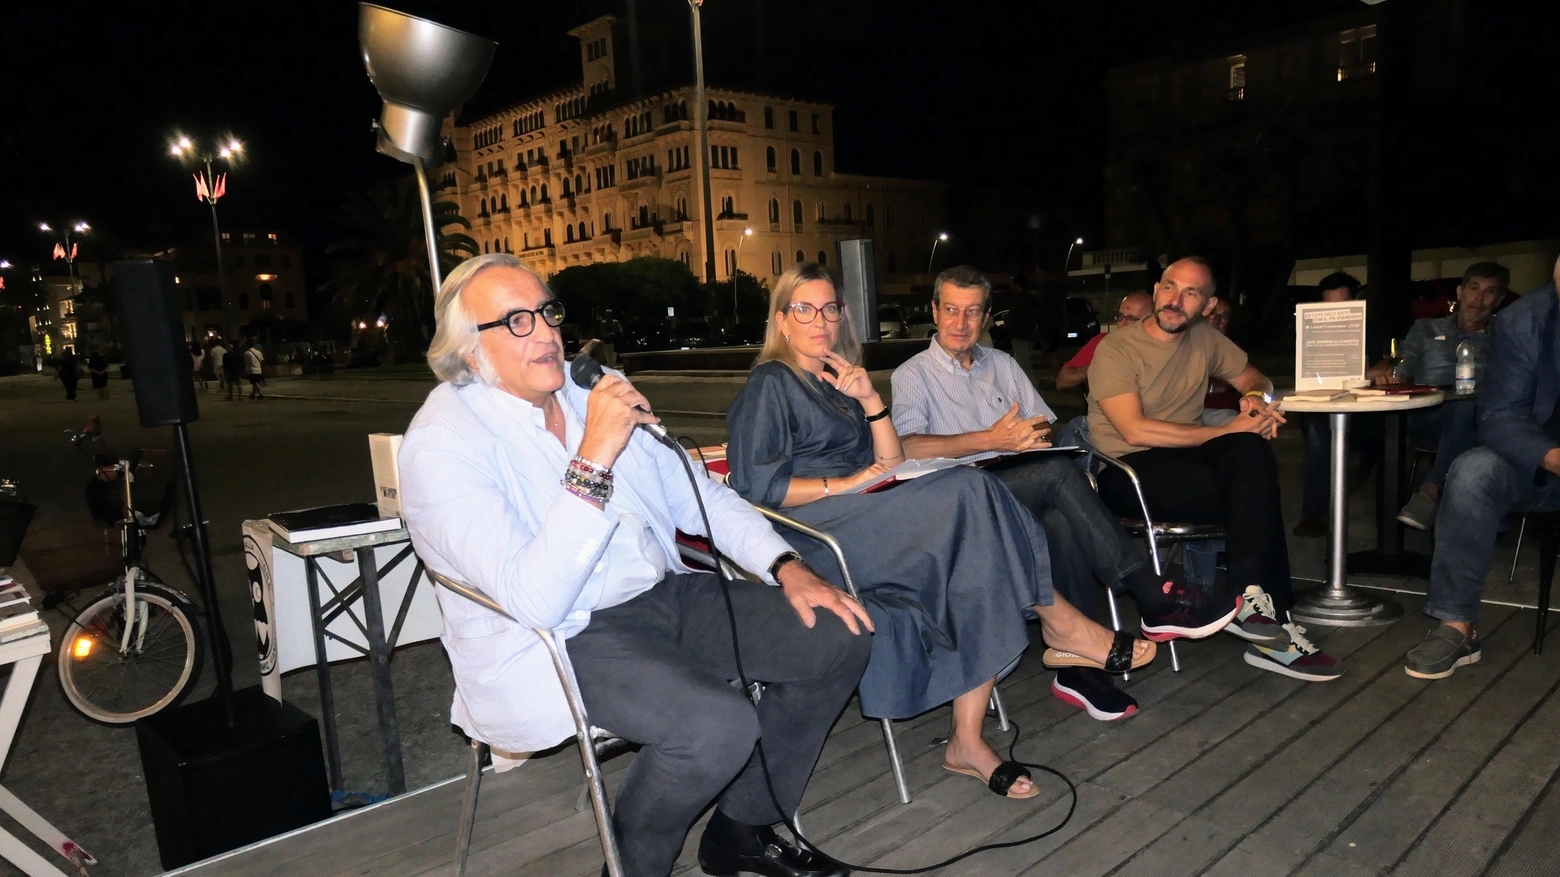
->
<box><xmin>891</xmin><ymin>265</ymin><xmax>1240</xmax><ymax>722</ymax></box>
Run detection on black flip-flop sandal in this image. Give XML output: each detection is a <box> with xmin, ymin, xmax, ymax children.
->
<box><xmin>943</xmin><ymin>760</ymin><xmax>1040</xmax><ymax>799</ymax></box>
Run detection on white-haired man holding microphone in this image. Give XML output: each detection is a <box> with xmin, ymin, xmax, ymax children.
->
<box><xmin>398</xmin><ymin>253</ymin><xmax>871</xmax><ymax>877</ymax></box>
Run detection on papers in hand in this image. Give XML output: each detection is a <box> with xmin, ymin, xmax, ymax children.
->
<box><xmin>836</xmin><ymin>457</ymin><xmax>965</xmax><ymax>495</ymax></box>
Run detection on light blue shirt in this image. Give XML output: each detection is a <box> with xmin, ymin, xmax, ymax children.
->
<box><xmin>890</xmin><ymin>339</ymin><xmax>1057</xmax><ymax>462</ymax></box>
<box><xmin>399</xmin><ymin>376</ymin><xmax>794</xmax><ymax>752</ymax></box>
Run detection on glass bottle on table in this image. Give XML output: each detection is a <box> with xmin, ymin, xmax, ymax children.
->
<box><xmin>1385</xmin><ymin>338</ymin><xmax>1406</xmax><ymax>383</ymax></box>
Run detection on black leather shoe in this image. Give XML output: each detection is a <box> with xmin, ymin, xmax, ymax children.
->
<box><xmin>698</xmin><ymin>823</ymin><xmax>849</xmax><ymax>877</ymax></box>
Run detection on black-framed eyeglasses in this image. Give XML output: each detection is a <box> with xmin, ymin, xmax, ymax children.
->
<box><xmin>786</xmin><ymin>301</ymin><xmax>844</xmax><ymax>323</ymax></box>
<box><xmin>477</xmin><ymin>300</ymin><xmax>566</xmax><ymax>338</ymax></box>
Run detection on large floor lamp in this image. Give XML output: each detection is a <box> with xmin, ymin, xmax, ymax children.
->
<box><xmin>358</xmin><ymin>3</ymin><xmax>495</xmax><ymax>292</ymax></box>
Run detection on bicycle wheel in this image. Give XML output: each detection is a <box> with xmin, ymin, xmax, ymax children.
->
<box><xmin>57</xmin><ymin>579</ymin><xmax>205</xmax><ymax>724</ymax></box>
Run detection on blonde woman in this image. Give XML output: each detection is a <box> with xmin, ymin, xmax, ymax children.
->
<box><xmin>726</xmin><ymin>263</ymin><xmax>1154</xmax><ymax>800</ymax></box>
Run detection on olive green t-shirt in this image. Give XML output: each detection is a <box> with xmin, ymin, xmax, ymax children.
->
<box><xmin>1085</xmin><ymin>319</ymin><xmax>1248</xmax><ymax>457</ymax></box>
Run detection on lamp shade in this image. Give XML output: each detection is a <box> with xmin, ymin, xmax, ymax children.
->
<box><xmin>358</xmin><ymin>3</ymin><xmax>496</xmax><ymax>164</ymax></box>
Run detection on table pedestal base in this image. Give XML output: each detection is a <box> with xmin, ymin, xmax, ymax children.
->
<box><xmin>1348</xmin><ymin>548</ymin><xmax>1432</xmax><ymax>580</ymax></box>
<box><xmin>1291</xmin><ymin>585</ymin><xmax>1404</xmax><ymax>628</ymax></box>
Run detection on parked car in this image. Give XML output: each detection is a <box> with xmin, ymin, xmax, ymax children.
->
<box><xmin>878</xmin><ymin>304</ymin><xmax>907</xmax><ymax>340</ymax></box>
<box><xmin>906</xmin><ymin>313</ymin><xmax>937</xmax><ymax>339</ymax></box>
<box><xmin>990</xmin><ymin>296</ymin><xmax>1100</xmax><ymax>350</ymax></box>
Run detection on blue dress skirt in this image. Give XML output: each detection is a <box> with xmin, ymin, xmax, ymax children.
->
<box><xmin>726</xmin><ymin>360</ymin><xmax>1053</xmax><ymax>719</ymax></box>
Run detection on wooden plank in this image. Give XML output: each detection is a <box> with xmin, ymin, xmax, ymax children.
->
<box><xmin>1485</xmin><ymin>766</ymin><xmax>1560</xmax><ymax>877</ymax></box>
<box><xmin>1390</xmin><ymin>668</ymin><xmax>1560</xmax><ymax>877</ymax></box>
<box><xmin>1033</xmin><ymin>802</ymin><xmax>1223</xmax><ymax>877</ymax></box>
<box><xmin>1102</xmin><ymin>611</ymin><xmax>1441</xmax><ymax>877</ymax></box>
<box><xmin>1316</xmin><ymin>615</ymin><xmax>1560</xmax><ymax>872</ymax></box>
<box><xmin>1206</xmin><ymin>609</ymin><xmax>1532</xmax><ymax>875</ymax></box>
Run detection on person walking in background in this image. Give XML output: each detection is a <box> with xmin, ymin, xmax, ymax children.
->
<box><xmin>191</xmin><ymin>343</ymin><xmax>208</xmax><ymax>390</ymax></box>
<box><xmin>55</xmin><ymin>353</ymin><xmax>80</xmax><ymax>401</ymax></box>
<box><xmin>243</xmin><ymin>340</ymin><xmax>265</xmax><ymax>399</ymax></box>
<box><xmin>222</xmin><ymin>342</ymin><xmax>244</xmax><ymax>401</ymax></box>
<box><xmin>87</xmin><ymin>348</ymin><xmax>110</xmax><ymax>401</ymax></box>
<box><xmin>210</xmin><ymin>338</ymin><xmax>228</xmax><ymax>394</ymax></box>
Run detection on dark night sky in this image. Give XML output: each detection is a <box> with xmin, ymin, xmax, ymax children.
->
<box><xmin>5</xmin><ymin>0</ymin><xmax>1548</xmax><ymax>276</ymax></box>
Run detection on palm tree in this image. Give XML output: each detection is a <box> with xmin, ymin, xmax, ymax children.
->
<box><xmin>321</xmin><ymin>176</ymin><xmax>477</xmax><ymax>356</ymax></box>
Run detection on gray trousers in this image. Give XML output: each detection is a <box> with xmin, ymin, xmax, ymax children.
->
<box><xmin>568</xmin><ymin>572</ymin><xmax>871</xmax><ymax>877</ymax></box>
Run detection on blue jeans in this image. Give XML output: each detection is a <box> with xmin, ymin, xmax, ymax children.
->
<box><xmin>1425</xmin><ymin>447</ymin><xmax>1560</xmax><ymax>623</ymax></box>
<box><xmin>1414</xmin><ymin>399</ymin><xmax>1480</xmax><ymax>489</ymax></box>
<box><xmin>1183</xmin><ymin>540</ymin><xmax>1224</xmax><ymax>590</ymax></box>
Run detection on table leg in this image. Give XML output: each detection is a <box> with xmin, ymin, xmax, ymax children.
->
<box><xmin>357</xmin><ymin>546</ymin><xmax>407</xmax><ymax>795</ymax></box>
<box><xmin>304</xmin><ymin>559</ymin><xmax>344</xmax><ymax>795</ymax></box>
<box><xmin>1293</xmin><ymin>412</ymin><xmax>1403</xmax><ymax>627</ymax></box>
<box><xmin>1349</xmin><ymin>408</ymin><xmax>1433</xmax><ymax>578</ymax></box>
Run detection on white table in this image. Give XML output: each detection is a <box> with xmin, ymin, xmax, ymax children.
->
<box><xmin>1280</xmin><ymin>391</ymin><xmax>1444</xmax><ymax>626</ymax></box>
<box><xmin>1</xmin><ymin>631</ymin><xmax>97</xmax><ymax>877</ymax></box>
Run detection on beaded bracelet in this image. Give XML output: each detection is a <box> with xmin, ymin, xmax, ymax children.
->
<box><xmin>563</xmin><ymin>466</ymin><xmax>613</xmax><ymax>503</ymax></box>
<box><xmin>571</xmin><ymin>454</ymin><xmax>612</xmax><ymax>477</ymax></box>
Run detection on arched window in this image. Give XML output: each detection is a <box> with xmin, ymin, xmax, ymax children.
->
<box><xmin>677</xmin><ymin>197</ymin><xmax>688</xmax><ymax>219</ymax></box>
<box><xmin>259</xmin><ymin>283</ymin><xmax>274</xmax><ymax>309</ymax></box>
<box><xmin>866</xmin><ymin>204</ymin><xmax>875</xmax><ymax>227</ymax></box>
<box><xmin>766</xmin><ymin>146</ymin><xmax>776</xmax><ymax>172</ymax></box>
<box><xmin>483</xmin><ymin>240</ymin><xmax>489</xmax><ymax>254</ymax></box>
<box><xmin>795</xmin><ymin>249</ymin><xmax>806</xmax><ymax>264</ymax></box>
<box><xmin>521</xmin><ymin>190</ymin><xmax>529</xmax><ymax>206</ymax></box>
<box><xmin>603</xmin><ymin>211</ymin><xmax>613</xmax><ymax>229</ymax></box>
<box><xmin>817</xmin><ymin>251</ymin><xmax>828</xmax><ymax>267</ymax></box>
<box><xmin>843</xmin><ymin>203</ymin><xmax>852</xmax><ymax>222</ymax></box>
<box><xmin>540</xmin><ymin>183</ymin><xmax>549</xmax><ymax>201</ymax></box>
<box><xmin>813</xmin><ymin>151</ymin><xmax>823</xmax><ymax>176</ymax></box>
<box><xmin>499</xmin><ymin>194</ymin><xmax>508</xmax><ymax>210</ymax></box>
<box><xmin>815</xmin><ymin>202</ymin><xmax>825</xmax><ymax>222</ymax></box>
<box><xmin>792</xmin><ymin>200</ymin><xmax>803</xmax><ymax>229</ymax></box>
<box><xmin>544</xmin><ymin>228</ymin><xmax>553</xmax><ymax>245</ymax></box>
<box><xmin>504</xmin><ymin>236</ymin><xmax>510</xmax><ymax>252</ymax></box>
<box><xmin>725</xmin><ymin>249</ymin><xmax>737</xmax><ymax>277</ymax></box>
<box><xmin>720</xmin><ymin>195</ymin><xmax>734</xmax><ymax>216</ymax></box>
<box><xmin>576</xmin><ymin>174</ymin><xmax>584</xmax><ymax>193</ymax></box>
<box><xmin>790</xmin><ymin>149</ymin><xmax>801</xmax><ymax>175</ymax></box>
<box><xmin>480</xmin><ymin>197</ymin><xmax>487</xmax><ymax>214</ymax></box>
<box><xmin>680</xmin><ymin>250</ymin><xmax>691</xmax><ymax>267</ymax></box>
<box><xmin>563</xmin><ymin>178</ymin><xmax>572</xmax><ymax>196</ymax></box>
<box><xmin>887</xmin><ymin>251</ymin><xmax>897</xmax><ymax>272</ymax></box>
<box><xmin>768</xmin><ymin>198</ymin><xmax>780</xmax><ymax>223</ymax></box>
<box><xmin>578</xmin><ymin>222</ymin><xmax>587</xmax><ymax>239</ymax></box>
<box><xmin>566</xmin><ymin>226</ymin><xmax>575</xmax><ymax>243</ymax></box>
<box><xmin>772</xmin><ymin>250</ymin><xmax>783</xmax><ymax>274</ymax></box>
<box><xmin>531</xmin><ymin>186</ymin><xmax>538</xmax><ymax>203</ymax></box>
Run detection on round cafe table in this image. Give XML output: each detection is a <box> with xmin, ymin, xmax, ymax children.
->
<box><xmin>1279</xmin><ymin>390</ymin><xmax>1444</xmax><ymax>627</ymax></box>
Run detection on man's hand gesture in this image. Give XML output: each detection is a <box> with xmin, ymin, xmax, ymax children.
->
<box><xmin>776</xmin><ymin>561</ymin><xmax>875</xmax><ymax>635</ymax></box>
<box><xmin>984</xmin><ymin>402</ymin><xmax>1052</xmax><ymax>453</ymax></box>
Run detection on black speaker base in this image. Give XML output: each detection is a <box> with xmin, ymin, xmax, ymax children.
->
<box><xmin>137</xmin><ymin>686</ymin><xmax>332</xmax><ymax>870</ymax></box>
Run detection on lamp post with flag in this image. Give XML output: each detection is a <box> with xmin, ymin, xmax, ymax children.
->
<box><xmin>171</xmin><ymin>134</ymin><xmax>242</xmax><ymax>338</ymax></box>
<box><xmin>39</xmin><ymin>221</ymin><xmax>89</xmax><ymax>282</ymax></box>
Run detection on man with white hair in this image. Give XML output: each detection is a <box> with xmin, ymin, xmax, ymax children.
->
<box><xmin>398</xmin><ymin>254</ymin><xmax>871</xmax><ymax>877</ymax></box>
<box><xmin>1406</xmin><ymin>259</ymin><xmax>1560</xmax><ymax>679</ymax></box>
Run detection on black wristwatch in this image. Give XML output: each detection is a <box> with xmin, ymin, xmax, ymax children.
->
<box><xmin>768</xmin><ymin>551</ymin><xmax>804</xmax><ymax>581</ymax></box>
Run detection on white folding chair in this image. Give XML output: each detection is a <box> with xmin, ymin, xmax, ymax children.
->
<box><xmin>746</xmin><ymin>506</ymin><xmax>1009</xmax><ymax>806</ymax></box>
<box><xmin>426</xmin><ymin>570</ymin><xmax>626</xmax><ymax>877</ymax></box>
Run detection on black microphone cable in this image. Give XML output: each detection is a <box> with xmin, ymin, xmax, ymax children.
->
<box><xmin>670</xmin><ymin>435</ymin><xmax>1078</xmax><ymax>874</ymax></box>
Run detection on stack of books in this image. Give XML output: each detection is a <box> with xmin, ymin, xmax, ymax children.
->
<box><xmin>0</xmin><ymin>576</ymin><xmax>47</xmax><ymax>644</ymax></box>
<box><xmin>265</xmin><ymin>503</ymin><xmax>403</xmax><ymax>544</ymax></box>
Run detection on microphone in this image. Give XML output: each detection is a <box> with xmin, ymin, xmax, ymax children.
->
<box><xmin>569</xmin><ymin>354</ymin><xmax>677</xmax><ymax>447</ymax></box>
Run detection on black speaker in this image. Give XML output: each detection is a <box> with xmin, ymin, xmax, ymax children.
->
<box><xmin>116</xmin><ymin>259</ymin><xmax>200</xmax><ymax>426</ymax></box>
<box><xmin>137</xmin><ymin>686</ymin><xmax>332</xmax><ymax>869</ymax></box>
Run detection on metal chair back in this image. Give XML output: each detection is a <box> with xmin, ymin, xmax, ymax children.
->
<box><xmin>425</xmin><ymin>570</ymin><xmax>625</xmax><ymax>877</ymax></box>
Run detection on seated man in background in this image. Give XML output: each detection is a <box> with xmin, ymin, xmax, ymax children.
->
<box><xmin>1368</xmin><ymin>261</ymin><xmax>1505</xmax><ymax>530</ymax></box>
<box><xmin>1201</xmin><ymin>297</ymin><xmax>1241</xmax><ymax>423</ymax></box>
<box><xmin>1055</xmin><ymin>291</ymin><xmax>1153</xmax><ymax>392</ymax></box>
<box><xmin>1295</xmin><ymin>272</ymin><xmax>1367</xmax><ymax>537</ymax></box>
<box><xmin>1089</xmin><ymin>256</ymin><xmax>1345</xmax><ymax>680</ymax></box>
<box><xmin>892</xmin><ymin>266</ymin><xmax>1239</xmax><ymax>722</ymax></box>
<box><xmin>1407</xmin><ymin>262</ymin><xmax>1560</xmax><ymax>680</ymax></box>
<box><xmin>400</xmin><ymin>254</ymin><xmax>871</xmax><ymax>877</ymax></box>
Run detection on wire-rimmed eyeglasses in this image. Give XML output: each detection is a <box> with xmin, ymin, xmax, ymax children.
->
<box><xmin>785</xmin><ymin>301</ymin><xmax>844</xmax><ymax>323</ymax></box>
<box><xmin>477</xmin><ymin>300</ymin><xmax>567</xmax><ymax>338</ymax></box>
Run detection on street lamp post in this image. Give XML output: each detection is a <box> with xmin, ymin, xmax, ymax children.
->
<box><xmin>733</xmin><ymin>226</ymin><xmax>752</xmax><ymax>322</ymax></box>
<box><xmin>1064</xmin><ymin>236</ymin><xmax>1084</xmax><ymax>273</ymax></box>
<box><xmin>688</xmin><ymin>0</ymin><xmax>718</xmax><ymax>285</ymax></box>
<box><xmin>38</xmin><ymin>221</ymin><xmax>90</xmax><ymax>282</ymax></box>
<box><xmin>927</xmin><ymin>232</ymin><xmax>949</xmax><ymax>273</ymax></box>
<box><xmin>171</xmin><ymin>134</ymin><xmax>243</xmax><ymax>339</ymax></box>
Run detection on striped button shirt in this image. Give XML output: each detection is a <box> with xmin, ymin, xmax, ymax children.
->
<box><xmin>890</xmin><ymin>339</ymin><xmax>1056</xmax><ymax>462</ymax></box>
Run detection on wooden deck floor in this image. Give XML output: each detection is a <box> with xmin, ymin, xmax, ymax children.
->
<box><xmin>171</xmin><ymin>591</ymin><xmax>1560</xmax><ymax>877</ymax></box>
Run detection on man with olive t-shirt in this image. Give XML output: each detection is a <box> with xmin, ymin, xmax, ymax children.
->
<box><xmin>1088</xmin><ymin>256</ymin><xmax>1343</xmax><ymax>681</ymax></box>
